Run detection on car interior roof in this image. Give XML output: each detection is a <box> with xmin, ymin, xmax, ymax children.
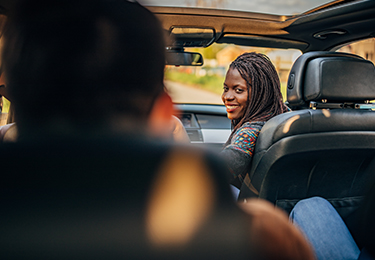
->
<box><xmin>0</xmin><ymin>0</ymin><xmax>373</xmax><ymax>53</ymax></box>
<box><xmin>148</xmin><ymin>0</ymin><xmax>375</xmax><ymax>52</ymax></box>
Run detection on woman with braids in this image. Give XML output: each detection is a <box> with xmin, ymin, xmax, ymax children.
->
<box><xmin>221</xmin><ymin>52</ymin><xmax>288</xmax><ymax>192</ymax></box>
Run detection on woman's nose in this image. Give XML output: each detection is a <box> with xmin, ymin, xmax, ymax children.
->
<box><xmin>222</xmin><ymin>91</ymin><xmax>234</xmax><ymax>101</ymax></box>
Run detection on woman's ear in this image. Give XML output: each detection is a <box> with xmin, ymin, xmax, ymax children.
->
<box><xmin>148</xmin><ymin>92</ymin><xmax>174</xmax><ymax>138</ymax></box>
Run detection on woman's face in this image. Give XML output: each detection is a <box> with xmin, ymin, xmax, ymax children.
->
<box><xmin>222</xmin><ymin>68</ymin><xmax>249</xmax><ymax>120</ymax></box>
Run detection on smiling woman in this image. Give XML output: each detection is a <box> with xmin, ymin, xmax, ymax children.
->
<box><xmin>220</xmin><ymin>52</ymin><xmax>288</xmax><ymax>189</ymax></box>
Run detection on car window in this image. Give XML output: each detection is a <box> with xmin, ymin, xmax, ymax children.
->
<box><xmin>143</xmin><ymin>0</ymin><xmax>331</xmax><ymax>16</ymax></box>
<box><xmin>0</xmin><ymin>96</ymin><xmax>11</xmax><ymax>126</ymax></box>
<box><xmin>336</xmin><ymin>38</ymin><xmax>375</xmax><ymax>64</ymax></box>
<box><xmin>165</xmin><ymin>43</ymin><xmax>301</xmax><ymax>105</ymax></box>
<box><xmin>195</xmin><ymin>114</ymin><xmax>231</xmax><ymax>129</ymax></box>
<box><xmin>0</xmin><ymin>25</ymin><xmax>10</xmax><ymax>126</ymax></box>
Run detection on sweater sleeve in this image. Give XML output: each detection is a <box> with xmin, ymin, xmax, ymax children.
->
<box><xmin>221</xmin><ymin>124</ymin><xmax>262</xmax><ymax>188</ymax></box>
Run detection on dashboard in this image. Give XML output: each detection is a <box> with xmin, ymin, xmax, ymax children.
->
<box><xmin>174</xmin><ymin>104</ymin><xmax>231</xmax><ymax>150</ymax></box>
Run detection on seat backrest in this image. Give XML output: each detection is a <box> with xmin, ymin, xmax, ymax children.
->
<box><xmin>239</xmin><ymin>51</ymin><xmax>375</xmax><ymax>219</ymax></box>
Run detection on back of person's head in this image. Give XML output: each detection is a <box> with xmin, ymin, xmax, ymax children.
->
<box><xmin>2</xmin><ymin>0</ymin><xmax>166</xmax><ymax>136</ymax></box>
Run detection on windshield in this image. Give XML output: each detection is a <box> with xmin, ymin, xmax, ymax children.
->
<box><xmin>141</xmin><ymin>0</ymin><xmax>332</xmax><ymax>16</ymax></box>
<box><xmin>165</xmin><ymin>44</ymin><xmax>301</xmax><ymax>104</ymax></box>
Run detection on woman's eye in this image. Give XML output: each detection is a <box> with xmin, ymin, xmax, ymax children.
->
<box><xmin>235</xmin><ymin>88</ymin><xmax>244</xmax><ymax>93</ymax></box>
<box><xmin>223</xmin><ymin>86</ymin><xmax>228</xmax><ymax>92</ymax></box>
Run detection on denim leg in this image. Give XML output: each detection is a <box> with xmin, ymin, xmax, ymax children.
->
<box><xmin>290</xmin><ymin>197</ymin><xmax>360</xmax><ymax>260</ymax></box>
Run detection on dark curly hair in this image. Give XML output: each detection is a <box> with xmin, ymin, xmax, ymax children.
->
<box><xmin>225</xmin><ymin>52</ymin><xmax>287</xmax><ymax>145</ymax></box>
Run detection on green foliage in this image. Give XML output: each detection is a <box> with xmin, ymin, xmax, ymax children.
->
<box><xmin>2</xmin><ymin>97</ymin><xmax>10</xmax><ymax>113</ymax></box>
<box><xmin>190</xmin><ymin>44</ymin><xmax>226</xmax><ymax>60</ymax></box>
<box><xmin>280</xmin><ymin>83</ymin><xmax>287</xmax><ymax>101</ymax></box>
<box><xmin>165</xmin><ymin>70</ymin><xmax>287</xmax><ymax>100</ymax></box>
<box><xmin>165</xmin><ymin>70</ymin><xmax>224</xmax><ymax>95</ymax></box>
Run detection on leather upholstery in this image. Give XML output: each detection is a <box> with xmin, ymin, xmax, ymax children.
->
<box><xmin>287</xmin><ymin>51</ymin><xmax>375</xmax><ymax>107</ymax></box>
<box><xmin>240</xmin><ymin>51</ymin><xmax>375</xmax><ymax>219</ymax></box>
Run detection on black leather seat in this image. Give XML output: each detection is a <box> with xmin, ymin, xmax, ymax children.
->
<box><xmin>239</xmin><ymin>51</ymin><xmax>375</xmax><ymax>219</ymax></box>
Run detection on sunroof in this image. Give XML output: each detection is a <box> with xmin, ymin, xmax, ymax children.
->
<box><xmin>141</xmin><ymin>0</ymin><xmax>332</xmax><ymax>16</ymax></box>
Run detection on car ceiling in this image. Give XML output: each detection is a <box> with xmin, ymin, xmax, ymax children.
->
<box><xmin>148</xmin><ymin>0</ymin><xmax>375</xmax><ymax>52</ymax></box>
<box><xmin>0</xmin><ymin>0</ymin><xmax>373</xmax><ymax>53</ymax></box>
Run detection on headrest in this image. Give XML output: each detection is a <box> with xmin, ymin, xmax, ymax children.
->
<box><xmin>287</xmin><ymin>51</ymin><xmax>375</xmax><ymax>107</ymax></box>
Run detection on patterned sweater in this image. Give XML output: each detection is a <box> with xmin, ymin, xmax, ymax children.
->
<box><xmin>221</xmin><ymin>121</ymin><xmax>265</xmax><ymax>188</ymax></box>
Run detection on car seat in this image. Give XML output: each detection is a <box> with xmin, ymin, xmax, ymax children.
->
<box><xmin>238</xmin><ymin>51</ymin><xmax>375</xmax><ymax>220</ymax></box>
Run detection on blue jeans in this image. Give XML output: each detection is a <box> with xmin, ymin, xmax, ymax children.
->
<box><xmin>290</xmin><ymin>197</ymin><xmax>360</xmax><ymax>260</ymax></box>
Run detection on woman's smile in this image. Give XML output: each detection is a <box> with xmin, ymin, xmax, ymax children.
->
<box><xmin>225</xmin><ymin>104</ymin><xmax>240</xmax><ymax>113</ymax></box>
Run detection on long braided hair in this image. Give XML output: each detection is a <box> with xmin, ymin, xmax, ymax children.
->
<box><xmin>225</xmin><ymin>52</ymin><xmax>287</xmax><ymax>145</ymax></box>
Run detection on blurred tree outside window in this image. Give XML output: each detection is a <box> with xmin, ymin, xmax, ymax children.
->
<box><xmin>165</xmin><ymin>43</ymin><xmax>301</xmax><ymax>104</ymax></box>
<box><xmin>336</xmin><ymin>38</ymin><xmax>375</xmax><ymax>64</ymax></box>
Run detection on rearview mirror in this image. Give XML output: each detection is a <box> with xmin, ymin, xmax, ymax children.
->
<box><xmin>165</xmin><ymin>51</ymin><xmax>204</xmax><ymax>66</ymax></box>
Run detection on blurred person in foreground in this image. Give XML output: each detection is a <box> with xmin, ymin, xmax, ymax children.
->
<box><xmin>0</xmin><ymin>0</ymin><xmax>313</xmax><ymax>259</ymax></box>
